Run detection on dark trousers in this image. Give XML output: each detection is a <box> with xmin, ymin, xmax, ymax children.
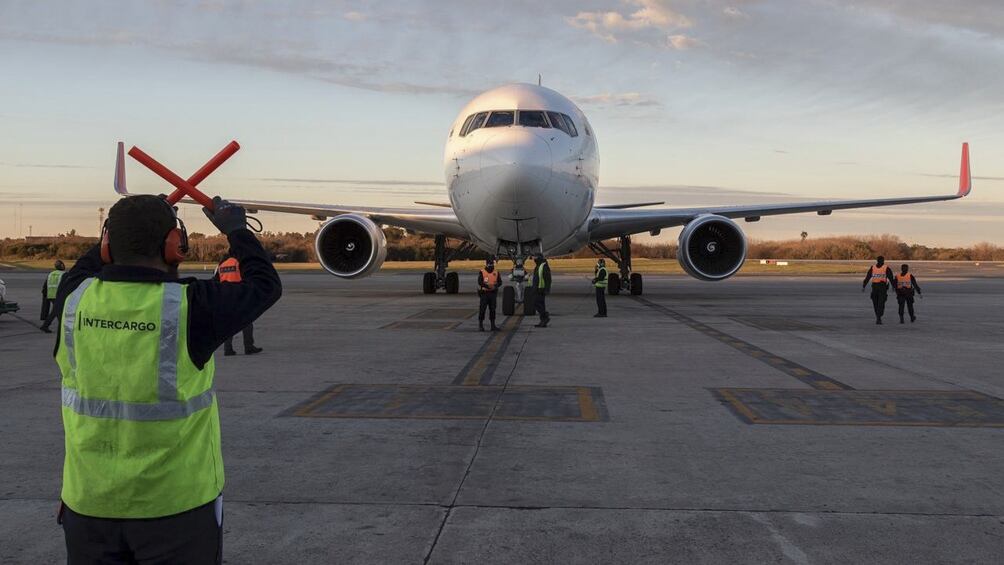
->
<box><xmin>41</xmin><ymin>297</ymin><xmax>52</xmax><ymax>320</ymax></box>
<box><xmin>595</xmin><ymin>287</ymin><xmax>607</xmax><ymax>315</ymax></box>
<box><xmin>62</xmin><ymin>498</ymin><xmax>222</xmax><ymax>565</ymax></box>
<box><xmin>870</xmin><ymin>288</ymin><xmax>887</xmax><ymax>319</ymax></box>
<box><xmin>535</xmin><ymin>292</ymin><xmax>549</xmax><ymax>323</ymax></box>
<box><xmin>478</xmin><ymin>293</ymin><xmax>497</xmax><ymax>324</ymax></box>
<box><xmin>897</xmin><ymin>294</ymin><xmax>916</xmax><ymax>320</ymax></box>
<box><xmin>225</xmin><ymin>323</ymin><xmax>255</xmax><ymax>353</ymax></box>
<box><xmin>41</xmin><ymin>298</ymin><xmax>59</xmax><ymax>329</ymax></box>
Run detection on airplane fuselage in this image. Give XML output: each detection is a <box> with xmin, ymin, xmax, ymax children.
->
<box><xmin>444</xmin><ymin>84</ymin><xmax>600</xmax><ymax>257</ymax></box>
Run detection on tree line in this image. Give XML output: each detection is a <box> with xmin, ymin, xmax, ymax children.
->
<box><xmin>2</xmin><ymin>230</ymin><xmax>1002</xmax><ymax>262</ymax></box>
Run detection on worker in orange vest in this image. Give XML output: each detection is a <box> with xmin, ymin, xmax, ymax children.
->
<box><xmin>215</xmin><ymin>254</ymin><xmax>264</xmax><ymax>355</ymax></box>
<box><xmin>477</xmin><ymin>258</ymin><xmax>502</xmax><ymax>331</ymax></box>
<box><xmin>894</xmin><ymin>263</ymin><xmax>923</xmax><ymax>323</ymax></box>
<box><xmin>861</xmin><ymin>255</ymin><xmax>895</xmax><ymax>324</ymax></box>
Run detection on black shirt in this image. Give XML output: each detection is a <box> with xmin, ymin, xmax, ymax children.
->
<box><xmin>52</xmin><ymin>229</ymin><xmax>282</xmax><ymax>369</ymax></box>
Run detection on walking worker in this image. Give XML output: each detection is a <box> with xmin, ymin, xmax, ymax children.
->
<box><xmin>531</xmin><ymin>254</ymin><xmax>552</xmax><ymax>328</ymax></box>
<box><xmin>477</xmin><ymin>258</ymin><xmax>501</xmax><ymax>331</ymax></box>
<box><xmin>861</xmin><ymin>255</ymin><xmax>895</xmax><ymax>324</ymax></box>
<box><xmin>39</xmin><ymin>259</ymin><xmax>66</xmax><ymax>333</ymax></box>
<box><xmin>215</xmin><ymin>253</ymin><xmax>264</xmax><ymax>355</ymax></box>
<box><xmin>52</xmin><ymin>194</ymin><xmax>281</xmax><ymax>564</ymax></box>
<box><xmin>894</xmin><ymin>263</ymin><xmax>923</xmax><ymax>324</ymax></box>
<box><xmin>592</xmin><ymin>258</ymin><xmax>608</xmax><ymax>317</ymax></box>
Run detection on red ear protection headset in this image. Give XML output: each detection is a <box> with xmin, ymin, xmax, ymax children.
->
<box><xmin>100</xmin><ymin>199</ymin><xmax>189</xmax><ymax>265</ymax></box>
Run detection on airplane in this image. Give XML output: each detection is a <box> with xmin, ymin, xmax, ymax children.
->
<box><xmin>114</xmin><ymin>83</ymin><xmax>973</xmax><ymax>316</ymax></box>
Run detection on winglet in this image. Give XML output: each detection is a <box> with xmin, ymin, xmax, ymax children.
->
<box><xmin>113</xmin><ymin>141</ymin><xmax>129</xmax><ymax>195</ymax></box>
<box><xmin>958</xmin><ymin>142</ymin><xmax>971</xmax><ymax>197</ymax></box>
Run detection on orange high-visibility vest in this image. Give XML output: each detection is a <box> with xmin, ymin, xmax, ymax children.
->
<box><xmin>895</xmin><ymin>273</ymin><xmax>912</xmax><ymax>289</ymax></box>
<box><xmin>480</xmin><ymin>269</ymin><xmax>499</xmax><ymax>290</ymax></box>
<box><xmin>218</xmin><ymin>258</ymin><xmax>241</xmax><ymax>283</ymax></box>
<box><xmin>871</xmin><ymin>265</ymin><xmax>888</xmax><ymax>284</ymax></box>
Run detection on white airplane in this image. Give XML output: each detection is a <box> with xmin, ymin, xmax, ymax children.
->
<box><xmin>115</xmin><ymin>83</ymin><xmax>973</xmax><ymax>315</ymax></box>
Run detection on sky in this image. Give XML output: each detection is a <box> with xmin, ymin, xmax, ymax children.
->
<box><xmin>1</xmin><ymin>0</ymin><xmax>1003</xmax><ymax>246</ymax></box>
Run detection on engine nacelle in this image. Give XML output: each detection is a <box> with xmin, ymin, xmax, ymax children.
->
<box><xmin>677</xmin><ymin>214</ymin><xmax>747</xmax><ymax>281</ymax></box>
<box><xmin>315</xmin><ymin>214</ymin><xmax>387</xmax><ymax>279</ymax></box>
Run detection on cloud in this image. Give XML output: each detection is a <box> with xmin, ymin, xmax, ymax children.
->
<box><xmin>256</xmin><ymin>178</ymin><xmax>442</xmax><ymax>186</ymax></box>
<box><xmin>571</xmin><ymin>92</ymin><xmax>662</xmax><ymax>107</ymax></box>
<box><xmin>0</xmin><ymin>162</ymin><xmax>94</xmax><ymax>169</ymax></box>
<box><xmin>722</xmin><ymin>6</ymin><xmax>747</xmax><ymax>19</ymax></box>
<box><xmin>343</xmin><ymin>11</ymin><xmax>367</xmax><ymax>22</ymax></box>
<box><xmin>567</xmin><ymin>0</ymin><xmax>693</xmax><ymax>43</ymax></box>
<box><xmin>667</xmin><ymin>34</ymin><xmax>702</xmax><ymax>49</ymax></box>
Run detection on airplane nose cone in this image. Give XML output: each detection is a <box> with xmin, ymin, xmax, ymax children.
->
<box><xmin>479</xmin><ymin>128</ymin><xmax>552</xmax><ymax>207</ymax></box>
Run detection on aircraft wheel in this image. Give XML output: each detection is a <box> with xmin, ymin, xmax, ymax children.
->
<box><xmin>423</xmin><ymin>272</ymin><xmax>436</xmax><ymax>294</ymax></box>
<box><xmin>630</xmin><ymin>273</ymin><xmax>643</xmax><ymax>295</ymax></box>
<box><xmin>608</xmin><ymin>273</ymin><xmax>621</xmax><ymax>295</ymax></box>
<box><xmin>445</xmin><ymin>272</ymin><xmax>460</xmax><ymax>294</ymax></box>
<box><xmin>502</xmin><ymin>286</ymin><xmax>515</xmax><ymax>316</ymax></box>
<box><xmin>523</xmin><ymin>286</ymin><xmax>537</xmax><ymax>316</ymax></box>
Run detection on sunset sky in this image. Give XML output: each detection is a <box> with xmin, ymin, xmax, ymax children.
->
<box><xmin>1</xmin><ymin>0</ymin><xmax>1002</xmax><ymax>245</ymax></box>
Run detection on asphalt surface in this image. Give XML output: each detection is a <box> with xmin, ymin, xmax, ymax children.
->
<box><xmin>1</xmin><ymin>267</ymin><xmax>1002</xmax><ymax>564</ymax></box>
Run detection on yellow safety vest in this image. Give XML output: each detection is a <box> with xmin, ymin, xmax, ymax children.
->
<box><xmin>594</xmin><ymin>266</ymin><xmax>608</xmax><ymax>288</ymax></box>
<box><xmin>537</xmin><ymin>263</ymin><xmax>547</xmax><ymax>289</ymax></box>
<box><xmin>56</xmin><ymin>278</ymin><xmax>223</xmax><ymax>518</ymax></box>
<box><xmin>46</xmin><ymin>270</ymin><xmax>64</xmax><ymax>299</ymax></box>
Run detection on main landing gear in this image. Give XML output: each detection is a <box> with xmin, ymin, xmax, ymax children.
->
<box><xmin>589</xmin><ymin>235</ymin><xmax>643</xmax><ymax>296</ymax></box>
<box><xmin>423</xmin><ymin>235</ymin><xmax>476</xmax><ymax>294</ymax></box>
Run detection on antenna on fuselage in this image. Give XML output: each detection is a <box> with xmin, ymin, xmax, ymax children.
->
<box><xmin>538</xmin><ymin>74</ymin><xmax>542</xmax><ymax>86</ymax></box>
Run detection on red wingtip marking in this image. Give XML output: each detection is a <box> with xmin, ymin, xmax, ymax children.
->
<box><xmin>958</xmin><ymin>142</ymin><xmax>971</xmax><ymax>197</ymax></box>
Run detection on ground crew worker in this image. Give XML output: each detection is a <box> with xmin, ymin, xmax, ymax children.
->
<box><xmin>895</xmin><ymin>263</ymin><xmax>923</xmax><ymax>324</ymax></box>
<box><xmin>215</xmin><ymin>254</ymin><xmax>264</xmax><ymax>355</ymax></box>
<box><xmin>861</xmin><ymin>255</ymin><xmax>895</xmax><ymax>324</ymax></box>
<box><xmin>477</xmin><ymin>258</ymin><xmax>501</xmax><ymax>331</ymax></box>
<box><xmin>531</xmin><ymin>254</ymin><xmax>551</xmax><ymax>327</ymax></box>
<box><xmin>592</xmin><ymin>258</ymin><xmax>608</xmax><ymax>317</ymax></box>
<box><xmin>39</xmin><ymin>259</ymin><xmax>65</xmax><ymax>333</ymax></box>
<box><xmin>52</xmin><ymin>194</ymin><xmax>281</xmax><ymax>564</ymax></box>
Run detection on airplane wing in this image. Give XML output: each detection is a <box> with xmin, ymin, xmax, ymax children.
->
<box><xmin>588</xmin><ymin>144</ymin><xmax>973</xmax><ymax>241</ymax></box>
<box><xmin>113</xmin><ymin>143</ymin><xmax>469</xmax><ymax>239</ymax></box>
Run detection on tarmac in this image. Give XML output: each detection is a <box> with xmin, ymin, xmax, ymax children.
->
<box><xmin>1</xmin><ymin>266</ymin><xmax>1002</xmax><ymax>564</ymax></box>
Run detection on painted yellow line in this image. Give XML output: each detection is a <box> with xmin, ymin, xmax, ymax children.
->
<box><xmin>717</xmin><ymin>389</ymin><xmax>760</xmax><ymax>423</ymax></box>
<box><xmin>577</xmin><ymin>387</ymin><xmax>599</xmax><ymax>421</ymax></box>
<box><xmin>295</xmin><ymin>384</ymin><xmax>346</xmax><ymax>417</ymax></box>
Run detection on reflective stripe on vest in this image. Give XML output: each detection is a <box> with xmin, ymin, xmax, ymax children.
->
<box><xmin>537</xmin><ymin>263</ymin><xmax>547</xmax><ymax>289</ymax></box>
<box><xmin>47</xmin><ymin>270</ymin><xmax>64</xmax><ymax>299</ymax></box>
<box><xmin>218</xmin><ymin>257</ymin><xmax>241</xmax><ymax>283</ymax></box>
<box><xmin>871</xmin><ymin>265</ymin><xmax>888</xmax><ymax>284</ymax></box>
<box><xmin>480</xmin><ymin>269</ymin><xmax>499</xmax><ymax>290</ymax></box>
<box><xmin>595</xmin><ymin>267</ymin><xmax>608</xmax><ymax>288</ymax></box>
<box><xmin>895</xmin><ymin>274</ymin><xmax>912</xmax><ymax>289</ymax></box>
<box><xmin>57</xmin><ymin>278</ymin><xmax>222</xmax><ymax>518</ymax></box>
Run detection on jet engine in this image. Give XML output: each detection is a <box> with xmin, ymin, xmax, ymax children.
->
<box><xmin>677</xmin><ymin>214</ymin><xmax>747</xmax><ymax>281</ymax></box>
<box><xmin>314</xmin><ymin>214</ymin><xmax>387</xmax><ymax>279</ymax></box>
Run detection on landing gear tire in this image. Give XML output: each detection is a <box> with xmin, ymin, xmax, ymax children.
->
<box><xmin>630</xmin><ymin>273</ymin><xmax>643</xmax><ymax>296</ymax></box>
<box><xmin>423</xmin><ymin>272</ymin><xmax>436</xmax><ymax>294</ymax></box>
<box><xmin>445</xmin><ymin>272</ymin><xmax>460</xmax><ymax>294</ymax></box>
<box><xmin>502</xmin><ymin>286</ymin><xmax>516</xmax><ymax>316</ymax></box>
<box><xmin>523</xmin><ymin>286</ymin><xmax>537</xmax><ymax>316</ymax></box>
<box><xmin>608</xmin><ymin>273</ymin><xmax>621</xmax><ymax>295</ymax></box>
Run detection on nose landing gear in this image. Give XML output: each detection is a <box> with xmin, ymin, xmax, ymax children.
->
<box><xmin>423</xmin><ymin>234</ymin><xmax>475</xmax><ymax>294</ymax></box>
<box><xmin>589</xmin><ymin>235</ymin><xmax>643</xmax><ymax>296</ymax></box>
<box><xmin>498</xmin><ymin>240</ymin><xmax>541</xmax><ymax>316</ymax></box>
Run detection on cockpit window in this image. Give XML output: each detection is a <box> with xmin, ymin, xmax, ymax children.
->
<box><xmin>518</xmin><ymin>111</ymin><xmax>550</xmax><ymax>128</ymax></box>
<box><xmin>461</xmin><ymin>112</ymin><xmax>489</xmax><ymax>136</ymax></box>
<box><xmin>484</xmin><ymin>110</ymin><xmax>515</xmax><ymax>128</ymax></box>
<box><xmin>547</xmin><ymin>112</ymin><xmax>578</xmax><ymax>137</ymax></box>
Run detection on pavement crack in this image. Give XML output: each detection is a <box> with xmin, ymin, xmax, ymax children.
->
<box><xmin>422</xmin><ymin>324</ymin><xmax>532</xmax><ymax>564</ymax></box>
